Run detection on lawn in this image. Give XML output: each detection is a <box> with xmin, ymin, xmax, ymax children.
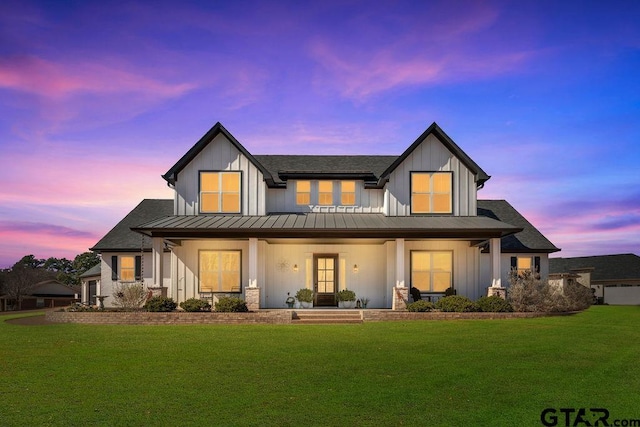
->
<box><xmin>1</xmin><ymin>306</ymin><xmax>639</xmax><ymax>426</ymax></box>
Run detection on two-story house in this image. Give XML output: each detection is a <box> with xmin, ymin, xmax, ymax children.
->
<box><xmin>88</xmin><ymin>122</ymin><xmax>559</xmax><ymax>309</ymax></box>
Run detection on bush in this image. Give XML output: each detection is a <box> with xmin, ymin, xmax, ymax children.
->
<box><xmin>295</xmin><ymin>288</ymin><xmax>314</xmax><ymax>303</ymax></box>
<box><xmin>406</xmin><ymin>300</ymin><xmax>434</xmax><ymax>312</ymax></box>
<box><xmin>337</xmin><ymin>289</ymin><xmax>356</xmax><ymax>302</ymax></box>
<box><xmin>65</xmin><ymin>303</ymin><xmax>99</xmax><ymax>312</ymax></box>
<box><xmin>144</xmin><ymin>296</ymin><xmax>177</xmax><ymax>312</ymax></box>
<box><xmin>179</xmin><ymin>298</ymin><xmax>211</xmax><ymax>312</ymax></box>
<box><xmin>214</xmin><ymin>296</ymin><xmax>248</xmax><ymax>312</ymax></box>
<box><xmin>112</xmin><ymin>282</ymin><xmax>148</xmax><ymax>310</ymax></box>
<box><xmin>508</xmin><ymin>269</ymin><xmax>592</xmax><ymax>312</ymax></box>
<box><xmin>475</xmin><ymin>296</ymin><xmax>513</xmax><ymax>312</ymax></box>
<box><xmin>409</xmin><ymin>287</ymin><xmax>422</xmax><ymax>301</ymax></box>
<box><xmin>436</xmin><ymin>295</ymin><xmax>478</xmax><ymax>312</ymax></box>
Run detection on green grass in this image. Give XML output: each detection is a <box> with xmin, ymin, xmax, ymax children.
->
<box><xmin>1</xmin><ymin>306</ymin><xmax>639</xmax><ymax>426</ymax></box>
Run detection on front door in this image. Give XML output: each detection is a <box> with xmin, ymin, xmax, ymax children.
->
<box><xmin>314</xmin><ymin>254</ymin><xmax>338</xmax><ymax>306</ymax></box>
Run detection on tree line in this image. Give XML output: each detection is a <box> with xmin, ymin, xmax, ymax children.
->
<box><xmin>0</xmin><ymin>252</ymin><xmax>100</xmax><ymax>309</ymax></box>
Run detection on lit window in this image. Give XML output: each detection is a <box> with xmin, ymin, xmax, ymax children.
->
<box><xmin>318</xmin><ymin>181</ymin><xmax>333</xmax><ymax>205</ymax></box>
<box><xmin>199</xmin><ymin>251</ymin><xmax>241</xmax><ymax>293</ymax></box>
<box><xmin>517</xmin><ymin>257</ymin><xmax>532</xmax><ymax>275</ymax></box>
<box><xmin>411</xmin><ymin>172</ymin><xmax>452</xmax><ymax>214</ymax></box>
<box><xmin>341</xmin><ymin>181</ymin><xmax>355</xmax><ymax>205</ymax></box>
<box><xmin>120</xmin><ymin>256</ymin><xmax>135</xmax><ymax>282</ymax></box>
<box><xmin>200</xmin><ymin>172</ymin><xmax>241</xmax><ymax>213</ymax></box>
<box><xmin>411</xmin><ymin>251</ymin><xmax>452</xmax><ymax>292</ymax></box>
<box><xmin>296</xmin><ymin>181</ymin><xmax>311</xmax><ymax>205</ymax></box>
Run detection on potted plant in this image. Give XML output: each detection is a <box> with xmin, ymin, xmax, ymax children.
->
<box><xmin>337</xmin><ymin>289</ymin><xmax>356</xmax><ymax>308</ymax></box>
<box><xmin>295</xmin><ymin>288</ymin><xmax>314</xmax><ymax>308</ymax></box>
<box><xmin>285</xmin><ymin>293</ymin><xmax>295</xmax><ymax>308</ymax></box>
<box><xmin>360</xmin><ymin>297</ymin><xmax>370</xmax><ymax>309</ymax></box>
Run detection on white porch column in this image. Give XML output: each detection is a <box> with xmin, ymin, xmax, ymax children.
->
<box><xmin>490</xmin><ymin>237</ymin><xmax>501</xmax><ymax>287</ymax></box>
<box><xmin>246</xmin><ymin>238</ymin><xmax>260</xmax><ymax>311</ymax></box>
<box><xmin>392</xmin><ymin>238</ymin><xmax>408</xmax><ymax>310</ymax></box>
<box><xmin>151</xmin><ymin>237</ymin><xmax>164</xmax><ymax>289</ymax></box>
<box><xmin>488</xmin><ymin>237</ymin><xmax>507</xmax><ymax>299</ymax></box>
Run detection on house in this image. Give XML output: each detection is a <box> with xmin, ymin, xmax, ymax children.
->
<box><xmin>550</xmin><ymin>254</ymin><xmax>640</xmax><ymax>305</ymax></box>
<box><xmin>87</xmin><ymin>122</ymin><xmax>559</xmax><ymax>309</ymax></box>
<box><xmin>79</xmin><ymin>264</ymin><xmax>101</xmax><ymax>305</ymax></box>
<box><xmin>1</xmin><ymin>279</ymin><xmax>79</xmax><ymax>311</ymax></box>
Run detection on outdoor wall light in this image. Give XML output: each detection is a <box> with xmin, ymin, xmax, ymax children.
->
<box><xmin>293</xmin><ymin>264</ymin><xmax>298</xmax><ymax>272</ymax></box>
<box><xmin>353</xmin><ymin>264</ymin><xmax>359</xmax><ymax>273</ymax></box>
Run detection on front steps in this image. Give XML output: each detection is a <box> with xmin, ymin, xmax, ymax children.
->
<box><xmin>291</xmin><ymin>309</ymin><xmax>363</xmax><ymax>324</ymax></box>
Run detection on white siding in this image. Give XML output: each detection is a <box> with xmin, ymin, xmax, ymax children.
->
<box><xmin>174</xmin><ymin>133</ymin><xmax>266</xmax><ymax>216</ymax></box>
<box><xmin>99</xmin><ymin>252</ymin><xmax>171</xmax><ymax>307</ymax></box>
<box><xmin>385</xmin><ymin>134</ymin><xmax>477</xmax><ymax>216</ymax></box>
<box><xmin>479</xmin><ymin>252</ymin><xmax>550</xmax><ymax>292</ymax></box>
<box><xmin>265</xmin><ymin>181</ymin><xmax>384</xmax><ymax>213</ymax></box>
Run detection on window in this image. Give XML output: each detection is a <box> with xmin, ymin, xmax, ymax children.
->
<box><xmin>341</xmin><ymin>181</ymin><xmax>355</xmax><ymax>205</ymax></box>
<box><xmin>318</xmin><ymin>181</ymin><xmax>333</xmax><ymax>205</ymax></box>
<box><xmin>200</xmin><ymin>171</ymin><xmax>241</xmax><ymax>213</ymax></box>
<box><xmin>411</xmin><ymin>172</ymin><xmax>452</xmax><ymax>214</ymax></box>
<box><xmin>111</xmin><ymin>255</ymin><xmax>141</xmax><ymax>282</ymax></box>
<box><xmin>411</xmin><ymin>251</ymin><xmax>452</xmax><ymax>292</ymax></box>
<box><xmin>199</xmin><ymin>251</ymin><xmax>241</xmax><ymax>293</ymax></box>
<box><xmin>517</xmin><ymin>257</ymin><xmax>532</xmax><ymax>275</ymax></box>
<box><xmin>511</xmin><ymin>256</ymin><xmax>540</xmax><ymax>277</ymax></box>
<box><xmin>296</xmin><ymin>180</ymin><xmax>311</xmax><ymax>205</ymax></box>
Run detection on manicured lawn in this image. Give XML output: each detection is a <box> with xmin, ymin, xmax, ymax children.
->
<box><xmin>1</xmin><ymin>306</ymin><xmax>639</xmax><ymax>426</ymax></box>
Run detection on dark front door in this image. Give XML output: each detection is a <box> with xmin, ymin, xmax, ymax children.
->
<box><xmin>314</xmin><ymin>254</ymin><xmax>338</xmax><ymax>306</ymax></box>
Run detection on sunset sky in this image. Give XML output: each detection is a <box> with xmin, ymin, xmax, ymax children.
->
<box><xmin>1</xmin><ymin>0</ymin><xmax>639</xmax><ymax>268</ymax></box>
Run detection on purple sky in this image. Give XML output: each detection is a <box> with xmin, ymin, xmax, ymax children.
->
<box><xmin>1</xmin><ymin>0</ymin><xmax>639</xmax><ymax>268</ymax></box>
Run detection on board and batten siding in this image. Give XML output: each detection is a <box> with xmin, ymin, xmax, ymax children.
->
<box><xmin>385</xmin><ymin>134</ymin><xmax>477</xmax><ymax>216</ymax></box>
<box><xmin>265</xmin><ymin>181</ymin><xmax>384</xmax><ymax>213</ymax></box>
<box><xmin>174</xmin><ymin>133</ymin><xmax>266</xmax><ymax>216</ymax></box>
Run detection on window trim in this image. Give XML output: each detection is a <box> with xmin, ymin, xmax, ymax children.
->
<box><xmin>198</xmin><ymin>250</ymin><xmax>242</xmax><ymax>294</ymax></box>
<box><xmin>410</xmin><ymin>171</ymin><xmax>453</xmax><ymax>215</ymax></box>
<box><xmin>296</xmin><ymin>180</ymin><xmax>311</xmax><ymax>206</ymax></box>
<box><xmin>410</xmin><ymin>250</ymin><xmax>454</xmax><ymax>292</ymax></box>
<box><xmin>318</xmin><ymin>181</ymin><xmax>334</xmax><ymax>206</ymax></box>
<box><xmin>198</xmin><ymin>170</ymin><xmax>242</xmax><ymax>214</ymax></box>
<box><xmin>340</xmin><ymin>181</ymin><xmax>356</xmax><ymax>206</ymax></box>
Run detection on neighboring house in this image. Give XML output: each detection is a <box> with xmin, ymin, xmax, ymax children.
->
<box><xmin>550</xmin><ymin>254</ymin><xmax>640</xmax><ymax>305</ymax></box>
<box><xmin>88</xmin><ymin>122</ymin><xmax>559</xmax><ymax>309</ymax></box>
<box><xmin>1</xmin><ymin>279</ymin><xmax>79</xmax><ymax>311</ymax></box>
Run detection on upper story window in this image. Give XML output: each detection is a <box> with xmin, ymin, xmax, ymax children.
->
<box><xmin>200</xmin><ymin>171</ymin><xmax>241</xmax><ymax>214</ymax></box>
<box><xmin>296</xmin><ymin>181</ymin><xmax>311</xmax><ymax>205</ymax></box>
<box><xmin>411</xmin><ymin>172</ymin><xmax>452</xmax><ymax>214</ymax></box>
<box><xmin>318</xmin><ymin>181</ymin><xmax>333</xmax><ymax>205</ymax></box>
<box><xmin>341</xmin><ymin>181</ymin><xmax>355</xmax><ymax>205</ymax></box>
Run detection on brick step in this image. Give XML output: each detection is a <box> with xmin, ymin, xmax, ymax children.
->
<box><xmin>292</xmin><ymin>310</ymin><xmax>362</xmax><ymax>324</ymax></box>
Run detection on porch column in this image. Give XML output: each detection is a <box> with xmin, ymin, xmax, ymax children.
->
<box><xmin>245</xmin><ymin>237</ymin><xmax>260</xmax><ymax>311</ymax></box>
<box><xmin>393</xmin><ymin>238</ymin><xmax>408</xmax><ymax>310</ymax></box>
<box><xmin>488</xmin><ymin>237</ymin><xmax>507</xmax><ymax>299</ymax></box>
<box><xmin>151</xmin><ymin>237</ymin><xmax>165</xmax><ymax>295</ymax></box>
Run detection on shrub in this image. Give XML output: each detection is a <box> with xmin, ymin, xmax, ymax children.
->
<box><xmin>295</xmin><ymin>288</ymin><xmax>314</xmax><ymax>303</ymax></box>
<box><xmin>409</xmin><ymin>287</ymin><xmax>422</xmax><ymax>301</ymax></box>
<box><xmin>436</xmin><ymin>295</ymin><xmax>478</xmax><ymax>312</ymax></box>
<box><xmin>144</xmin><ymin>296</ymin><xmax>177</xmax><ymax>312</ymax></box>
<box><xmin>65</xmin><ymin>303</ymin><xmax>99</xmax><ymax>312</ymax></box>
<box><xmin>508</xmin><ymin>269</ymin><xmax>592</xmax><ymax>312</ymax></box>
<box><xmin>475</xmin><ymin>296</ymin><xmax>513</xmax><ymax>312</ymax></box>
<box><xmin>179</xmin><ymin>298</ymin><xmax>211</xmax><ymax>312</ymax></box>
<box><xmin>406</xmin><ymin>300</ymin><xmax>434</xmax><ymax>312</ymax></box>
<box><xmin>214</xmin><ymin>296</ymin><xmax>248</xmax><ymax>312</ymax></box>
<box><xmin>112</xmin><ymin>282</ymin><xmax>148</xmax><ymax>310</ymax></box>
<box><xmin>337</xmin><ymin>289</ymin><xmax>356</xmax><ymax>302</ymax></box>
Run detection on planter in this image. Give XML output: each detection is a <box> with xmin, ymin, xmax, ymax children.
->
<box><xmin>339</xmin><ymin>301</ymin><xmax>356</xmax><ymax>309</ymax></box>
<box><xmin>299</xmin><ymin>301</ymin><xmax>313</xmax><ymax>309</ymax></box>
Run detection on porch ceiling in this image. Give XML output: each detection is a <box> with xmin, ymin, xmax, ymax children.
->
<box><xmin>132</xmin><ymin>213</ymin><xmax>522</xmax><ymax>240</ymax></box>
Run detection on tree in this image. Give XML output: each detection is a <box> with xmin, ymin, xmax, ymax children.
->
<box><xmin>72</xmin><ymin>252</ymin><xmax>100</xmax><ymax>275</ymax></box>
<box><xmin>3</xmin><ymin>260</ymin><xmax>54</xmax><ymax>310</ymax></box>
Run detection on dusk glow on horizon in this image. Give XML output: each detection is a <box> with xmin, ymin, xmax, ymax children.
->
<box><xmin>1</xmin><ymin>0</ymin><xmax>639</xmax><ymax>268</ymax></box>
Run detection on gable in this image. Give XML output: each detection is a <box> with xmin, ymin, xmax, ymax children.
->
<box><xmin>379</xmin><ymin>122</ymin><xmax>490</xmax><ymax>187</ymax></box>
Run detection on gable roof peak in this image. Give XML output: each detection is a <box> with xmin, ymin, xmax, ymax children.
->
<box><xmin>161</xmin><ymin>121</ymin><xmax>275</xmax><ymax>186</ymax></box>
<box><xmin>379</xmin><ymin>122</ymin><xmax>490</xmax><ymax>187</ymax></box>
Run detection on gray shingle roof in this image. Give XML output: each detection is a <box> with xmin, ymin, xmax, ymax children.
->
<box><xmin>79</xmin><ymin>263</ymin><xmax>101</xmax><ymax>278</ymax></box>
<box><xmin>477</xmin><ymin>200</ymin><xmax>560</xmax><ymax>253</ymax></box>
<box><xmin>550</xmin><ymin>254</ymin><xmax>640</xmax><ymax>282</ymax></box>
<box><xmin>90</xmin><ymin>199</ymin><xmax>173</xmax><ymax>252</ymax></box>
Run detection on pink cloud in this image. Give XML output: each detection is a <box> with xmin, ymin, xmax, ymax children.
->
<box><xmin>0</xmin><ymin>55</ymin><xmax>195</xmax><ymax>99</ymax></box>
